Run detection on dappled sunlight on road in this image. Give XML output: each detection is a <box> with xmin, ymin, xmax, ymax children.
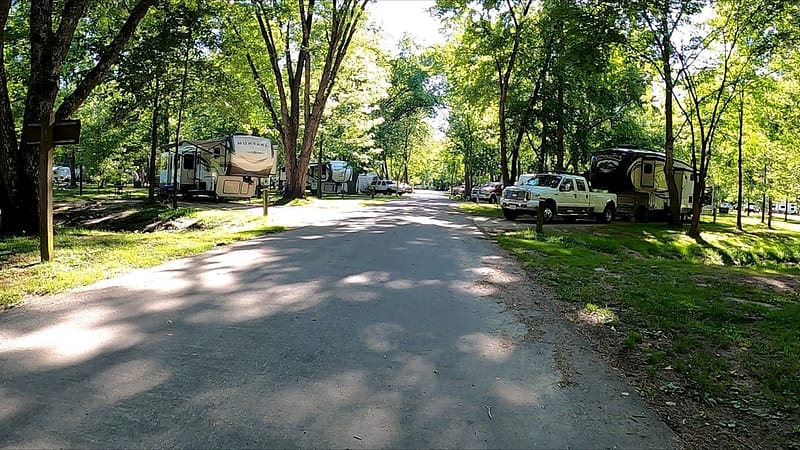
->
<box><xmin>361</xmin><ymin>322</ymin><xmax>405</xmax><ymax>352</ymax></box>
<box><xmin>0</xmin><ymin>192</ymin><xmax>676</xmax><ymax>448</ymax></box>
<box><xmin>142</xmin><ymin>297</ymin><xmax>191</xmax><ymax>313</ymax></box>
<box><xmin>457</xmin><ymin>332</ymin><xmax>516</xmax><ymax>363</ymax></box>
<box><xmin>0</xmin><ymin>388</ymin><xmax>23</xmax><ymax>422</ymax></box>
<box><xmin>493</xmin><ymin>378</ymin><xmax>542</xmax><ymax>406</ymax></box>
<box><xmin>0</xmin><ymin>307</ymin><xmax>145</xmax><ymax>370</ymax></box>
<box><xmin>89</xmin><ymin>359</ymin><xmax>170</xmax><ymax>404</ymax></box>
<box><xmin>255</xmin><ymin>370</ymin><xmax>402</xmax><ymax>447</ymax></box>
<box><xmin>339</xmin><ymin>271</ymin><xmax>391</xmax><ymax>285</ymax></box>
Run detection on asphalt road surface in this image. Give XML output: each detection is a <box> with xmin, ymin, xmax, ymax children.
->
<box><xmin>0</xmin><ymin>191</ymin><xmax>677</xmax><ymax>448</ymax></box>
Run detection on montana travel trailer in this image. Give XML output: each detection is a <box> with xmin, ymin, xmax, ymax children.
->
<box><xmin>159</xmin><ymin>135</ymin><xmax>276</xmax><ymax>200</ymax></box>
<box><xmin>588</xmin><ymin>148</ymin><xmax>695</xmax><ymax>222</ymax></box>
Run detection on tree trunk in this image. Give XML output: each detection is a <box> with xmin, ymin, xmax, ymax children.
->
<box><xmin>0</xmin><ymin>0</ymin><xmax>156</xmax><ymax>234</ymax></box>
<box><xmin>0</xmin><ymin>0</ymin><xmax>19</xmax><ymax>234</ymax></box>
<box><xmin>689</xmin><ymin>176</ymin><xmax>705</xmax><ymax>237</ymax></box>
<box><xmin>661</xmin><ymin>12</ymin><xmax>680</xmax><ymax>226</ymax></box>
<box><xmin>147</xmin><ymin>77</ymin><xmax>160</xmax><ymax>203</ymax></box>
<box><xmin>555</xmin><ymin>77</ymin><xmax>565</xmax><ymax>172</ymax></box>
<box><xmin>69</xmin><ymin>149</ymin><xmax>77</xmax><ymax>187</ymax></box>
<box><xmin>760</xmin><ymin>164</ymin><xmax>766</xmax><ymax>223</ymax></box>
<box><xmin>498</xmin><ymin>79</ymin><xmax>510</xmax><ymax>185</ymax></box>
<box><xmin>736</xmin><ymin>87</ymin><xmax>744</xmax><ymax>231</ymax></box>
<box><xmin>767</xmin><ymin>195</ymin><xmax>772</xmax><ymax>229</ymax></box>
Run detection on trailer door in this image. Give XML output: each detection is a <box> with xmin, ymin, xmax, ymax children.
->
<box><xmin>181</xmin><ymin>153</ymin><xmax>196</xmax><ymax>188</ymax></box>
<box><xmin>640</xmin><ymin>159</ymin><xmax>656</xmax><ymax>188</ymax></box>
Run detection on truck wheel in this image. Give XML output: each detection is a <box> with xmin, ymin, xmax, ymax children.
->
<box><xmin>598</xmin><ymin>205</ymin><xmax>614</xmax><ymax>223</ymax></box>
<box><xmin>542</xmin><ymin>202</ymin><xmax>555</xmax><ymax>223</ymax></box>
<box><xmin>502</xmin><ymin>209</ymin><xmax>519</xmax><ymax>221</ymax></box>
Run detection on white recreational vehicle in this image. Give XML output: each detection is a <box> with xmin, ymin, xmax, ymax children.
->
<box><xmin>588</xmin><ymin>148</ymin><xmax>695</xmax><ymax>222</ymax></box>
<box><xmin>771</xmin><ymin>201</ymin><xmax>798</xmax><ymax>215</ymax></box>
<box><xmin>159</xmin><ymin>135</ymin><xmax>275</xmax><ymax>200</ymax></box>
<box><xmin>306</xmin><ymin>160</ymin><xmax>356</xmax><ymax>195</ymax></box>
<box><xmin>356</xmin><ymin>173</ymin><xmax>380</xmax><ymax>193</ymax></box>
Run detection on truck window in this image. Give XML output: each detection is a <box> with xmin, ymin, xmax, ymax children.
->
<box><xmin>559</xmin><ymin>179</ymin><xmax>573</xmax><ymax>192</ymax></box>
<box><xmin>527</xmin><ymin>174</ymin><xmax>562</xmax><ymax>188</ymax></box>
<box><xmin>576</xmin><ymin>179</ymin><xmax>587</xmax><ymax>191</ymax></box>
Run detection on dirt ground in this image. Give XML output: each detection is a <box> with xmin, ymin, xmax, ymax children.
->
<box><xmin>53</xmin><ymin>198</ymin><xmax>259</xmax><ymax>232</ymax></box>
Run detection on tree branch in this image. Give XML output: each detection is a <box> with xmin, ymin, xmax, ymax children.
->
<box><xmin>56</xmin><ymin>0</ymin><xmax>157</xmax><ymax>119</ymax></box>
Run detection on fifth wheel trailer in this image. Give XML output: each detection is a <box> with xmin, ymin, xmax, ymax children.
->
<box><xmin>159</xmin><ymin>135</ymin><xmax>276</xmax><ymax>200</ymax></box>
<box><xmin>588</xmin><ymin>148</ymin><xmax>695</xmax><ymax>222</ymax></box>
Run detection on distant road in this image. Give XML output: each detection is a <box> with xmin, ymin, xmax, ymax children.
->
<box><xmin>0</xmin><ymin>191</ymin><xmax>676</xmax><ymax>449</ymax></box>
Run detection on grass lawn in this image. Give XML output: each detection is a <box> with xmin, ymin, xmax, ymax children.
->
<box><xmin>1</xmin><ymin>185</ymin><xmax>393</xmax><ymax>309</ymax></box>
<box><xmin>0</xmin><ymin>207</ymin><xmax>286</xmax><ymax>308</ymax></box>
<box><xmin>462</xmin><ymin>203</ymin><xmax>800</xmax><ymax>447</ymax></box>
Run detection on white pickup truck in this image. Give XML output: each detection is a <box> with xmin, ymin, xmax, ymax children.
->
<box><xmin>500</xmin><ymin>173</ymin><xmax>617</xmax><ymax>223</ymax></box>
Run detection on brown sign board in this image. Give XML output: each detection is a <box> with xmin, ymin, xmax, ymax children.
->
<box><xmin>23</xmin><ymin>120</ymin><xmax>81</xmax><ymax>145</ymax></box>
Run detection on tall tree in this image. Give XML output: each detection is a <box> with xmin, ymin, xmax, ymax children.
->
<box><xmin>241</xmin><ymin>0</ymin><xmax>369</xmax><ymax>200</ymax></box>
<box><xmin>373</xmin><ymin>38</ymin><xmax>438</xmax><ymax>183</ymax></box>
<box><xmin>436</xmin><ymin>0</ymin><xmax>533</xmax><ymax>186</ymax></box>
<box><xmin>673</xmin><ymin>0</ymin><xmax>787</xmax><ymax>236</ymax></box>
<box><xmin>623</xmin><ymin>0</ymin><xmax>705</xmax><ymax>225</ymax></box>
<box><xmin>0</xmin><ymin>0</ymin><xmax>157</xmax><ymax>235</ymax></box>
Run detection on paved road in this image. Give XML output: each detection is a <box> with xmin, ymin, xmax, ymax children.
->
<box><xmin>0</xmin><ymin>192</ymin><xmax>676</xmax><ymax>448</ymax></box>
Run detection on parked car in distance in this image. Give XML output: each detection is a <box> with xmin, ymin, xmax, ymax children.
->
<box><xmin>369</xmin><ymin>179</ymin><xmax>400</xmax><ymax>195</ymax></box>
<box><xmin>470</xmin><ymin>182</ymin><xmax>504</xmax><ymax>203</ymax></box>
<box><xmin>451</xmin><ymin>184</ymin><xmax>466</xmax><ymax>198</ymax></box>
<box><xmin>398</xmin><ymin>182</ymin><xmax>413</xmax><ymax>193</ymax></box>
<box><xmin>745</xmin><ymin>203</ymin><xmax>761</xmax><ymax>213</ymax></box>
<box><xmin>53</xmin><ymin>166</ymin><xmax>71</xmax><ymax>183</ymax></box>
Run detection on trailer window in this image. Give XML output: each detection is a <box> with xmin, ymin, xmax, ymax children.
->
<box><xmin>182</xmin><ymin>154</ymin><xmax>195</xmax><ymax>170</ymax></box>
<box><xmin>643</xmin><ymin>163</ymin><xmax>653</xmax><ymax>174</ymax></box>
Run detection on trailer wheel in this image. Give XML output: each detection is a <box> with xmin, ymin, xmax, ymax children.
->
<box><xmin>502</xmin><ymin>208</ymin><xmax>519</xmax><ymax>221</ymax></box>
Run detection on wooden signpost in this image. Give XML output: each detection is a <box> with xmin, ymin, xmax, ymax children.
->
<box><xmin>23</xmin><ymin>113</ymin><xmax>81</xmax><ymax>262</ymax></box>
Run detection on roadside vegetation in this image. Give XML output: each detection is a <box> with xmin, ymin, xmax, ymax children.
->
<box><xmin>463</xmin><ymin>203</ymin><xmax>800</xmax><ymax>447</ymax></box>
<box><xmin>1</xmin><ymin>187</ymin><xmax>396</xmax><ymax>309</ymax></box>
<box><xmin>0</xmin><ymin>201</ymin><xmax>285</xmax><ymax>309</ymax></box>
